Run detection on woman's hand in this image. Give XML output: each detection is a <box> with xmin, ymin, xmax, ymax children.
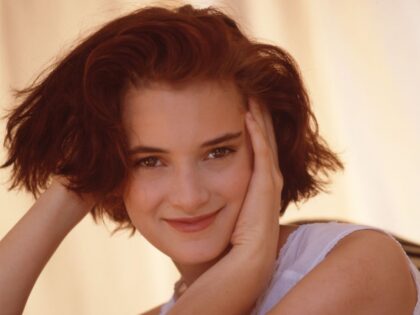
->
<box><xmin>230</xmin><ymin>99</ymin><xmax>283</xmax><ymax>268</ymax></box>
<box><xmin>50</xmin><ymin>175</ymin><xmax>96</xmax><ymax>220</ymax></box>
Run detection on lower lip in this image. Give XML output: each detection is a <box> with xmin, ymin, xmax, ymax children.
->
<box><xmin>164</xmin><ymin>210</ymin><xmax>221</xmax><ymax>233</ymax></box>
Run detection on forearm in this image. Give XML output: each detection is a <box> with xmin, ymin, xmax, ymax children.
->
<box><xmin>0</xmin><ymin>182</ymin><xmax>92</xmax><ymax>315</ymax></box>
<box><xmin>168</xmin><ymin>246</ymin><xmax>274</xmax><ymax>315</ymax></box>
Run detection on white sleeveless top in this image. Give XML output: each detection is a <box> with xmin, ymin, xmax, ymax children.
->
<box><xmin>159</xmin><ymin>222</ymin><xmax>420</xmax><ymax>314</ymax></box>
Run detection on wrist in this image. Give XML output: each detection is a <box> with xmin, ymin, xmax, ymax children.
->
<box><xmin>39</xmin><ymin>181</ymin><xmax>94</xmax><ymax>229</ymax></box>
<box><xmin>230</xmin><ymin>244</ymin><xmax>277</xmax><ymax>282</ymax></box>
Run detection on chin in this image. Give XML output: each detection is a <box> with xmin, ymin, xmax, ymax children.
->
<box><xmin>169</xmin><ymin>240</ymin><xmax>230</xmax><ymax>266</ymax></box>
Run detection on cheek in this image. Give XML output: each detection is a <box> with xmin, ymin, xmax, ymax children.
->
<box><xmin>216</xmin><ymin>148</ymin><xmax>253</xmax><ymax>203</ymax></box>
<box><xmin>122</xmin><ymin>177</ymin><xmax>163</xmax><ymax>226</ymax></box>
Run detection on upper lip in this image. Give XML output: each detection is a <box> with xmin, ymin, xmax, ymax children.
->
<box><xmin>164</xmin><ymin>209</ymin><xmax>221</xmax><ymax>223</ymax></box>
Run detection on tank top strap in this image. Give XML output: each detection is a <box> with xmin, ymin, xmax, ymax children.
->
<box><xmin>159</xmin><ymin>296</ymin><xmax>175</xmax><ymax>315</ymax></box>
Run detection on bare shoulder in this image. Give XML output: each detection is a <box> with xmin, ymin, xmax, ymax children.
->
<box><xmin>330</xmin><ymin>229</ymin><xmax>417</xmax><ymax>308</ymax></box>
<box><xmin>267</xmin><ymin>228</ymin><xmax>418</xmax><ymax>315</ymax></box>
<box><xmin>139</xmin><ymin>304</ymin><xmax>162</xmax><ymax>315</ymax></box>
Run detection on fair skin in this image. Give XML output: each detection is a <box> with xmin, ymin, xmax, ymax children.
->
<box><xmin>122</xmin><ymin>80</ymin><xmax>282</xmax><ymax>286</ymax></box>
<box><xmin>0</xmin><ymin>180</ymin><xmax>94</xmax><ymax>315</ymax></box>
<box><xmin>123</xmin><ymin>80</ymin><xmax>416</xmax><ymax>315</ymax></box>
<box><xmin>0</xmin><ymin>80</ymin><xmax>416</xmax><ymax>315</ymax></box>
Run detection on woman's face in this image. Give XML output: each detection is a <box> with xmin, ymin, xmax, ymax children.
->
<box><xmin>122</xmin><ymin>80</ymin><xmax>253</xmax><ymax>265</ymax></box>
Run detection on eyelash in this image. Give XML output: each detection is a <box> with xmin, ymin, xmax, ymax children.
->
<box><xmin>133</xmin><ymin>156</ymin><xmax>162</xmax><ymax>168</ymax></box>
<box><xmin>133</xmin><ymin>147</ymin><xmax>236</xmax><ymax>168</ymax></box>
<box><xmin>205</xmin><ymin>147</ymin><xmax>236</xmax><ymax>160</ymax></box>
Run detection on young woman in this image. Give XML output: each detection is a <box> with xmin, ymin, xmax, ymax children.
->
<box><xmin>0</xmin><ymin>4</ymin><xmax>418</xmax><ymax>315</ymax></box>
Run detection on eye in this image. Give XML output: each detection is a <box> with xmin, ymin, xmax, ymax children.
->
<box><xmin>133</xmin><ymin>156</ymin><xmax>163</xmax><ymax>168</ymax></box>
<box><xmin>207</xmin><ymin>147</ymin><xmax>236</xmax><ymax>160</ymax></box>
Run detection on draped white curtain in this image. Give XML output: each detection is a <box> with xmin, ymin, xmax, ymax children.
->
<box><xmin>1</xmin><ymin>0</ymin><xmax>419</xmax><ymax>314</ymax></box>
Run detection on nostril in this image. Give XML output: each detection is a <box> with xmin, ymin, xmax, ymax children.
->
<box><xmin>168</xmin><ymin>166</ymin><xmax>211</xmax><ymax>211</ymax></box>
<box><xmin>170</xmin><ymin>190</ymin><xmax>210</xmax><ymax>212</ymax></box>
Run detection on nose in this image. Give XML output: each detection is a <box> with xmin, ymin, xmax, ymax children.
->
<box><xmin>168</xmin><ymin>164</ymin><xmax>210</xmax><ymax>214</ymax></box>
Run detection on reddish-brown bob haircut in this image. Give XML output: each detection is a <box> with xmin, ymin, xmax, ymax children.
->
<box><xmin>2</xmin><ymin>5</ymin><xmax>343</xmax><ymax>234</ymax></box>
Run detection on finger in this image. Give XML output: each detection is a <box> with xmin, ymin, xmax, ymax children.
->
<box><xmin>247</xmin><ymin>101</ymin><xmax>284</xmax><ymax>199</ymax></box>
<box><xmin>248</xmin><ymin>99</ymin><xmax>280</xmax><ymax>171</ymax></box>
<box><xmin>238</xmin><ymin>112</ymin><xmax>282</xmax><ymax>229</ymax></box>
<box><xmin>259</xmin><ymin>103</ymin><xmax>279</xmax><ymax>168</ymax></box>
<box><xmin>248</xmin><ymin>99</ymin><xmax>267</xmax><ymax>139</ymax></box>
<box><xmin>245</xmin><ymin>111</ymin><xmax>273</xmax><ymax>174</ymax></box>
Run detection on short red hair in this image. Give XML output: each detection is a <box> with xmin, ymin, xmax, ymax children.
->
<box><xmin>2</xmin><ymin>5</ymin><xmax>343</xmax><ymax>234</ymax></box>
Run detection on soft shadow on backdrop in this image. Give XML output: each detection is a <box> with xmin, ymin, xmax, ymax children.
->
<box><xmin>1</xmin><ymin>0</ymin><xmax>419</xmax><ymax>314</ymax></box>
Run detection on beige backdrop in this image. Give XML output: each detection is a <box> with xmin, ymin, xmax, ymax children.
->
<box><xmin>1</xmin><ymin>0</ymin><xmax>419</xmax><ymax>314</ymax></box>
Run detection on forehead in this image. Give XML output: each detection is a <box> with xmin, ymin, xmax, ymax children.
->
<box><xmin>122</xmin><ymin>81</ymin><xmax>246</xmax><ymax>148</ymax></box>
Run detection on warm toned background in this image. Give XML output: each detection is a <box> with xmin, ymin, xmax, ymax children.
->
<box><xmin>1</xmin><ymin>0</ymin><xmax>419</xmax><ymax>314</ymax></box>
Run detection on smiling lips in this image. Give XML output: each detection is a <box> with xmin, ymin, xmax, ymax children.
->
<box><xmin>164</xmin><ymin>209</ymin><xmax>221</xmax><ymax>233</ymax></box>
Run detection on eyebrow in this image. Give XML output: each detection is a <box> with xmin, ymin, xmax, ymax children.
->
<box><xmin>128</xmin><ymin>131</ymin><xmax>242</xmax><ymax>155</ymax></box>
